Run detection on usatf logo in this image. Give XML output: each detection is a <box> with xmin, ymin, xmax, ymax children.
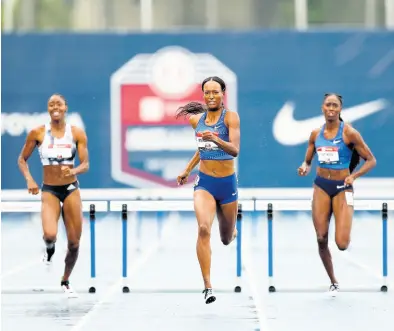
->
<box><xmin>110</xmin><ymin>46</ymin><xmax>237</xmax><ymax>188</ymax></box>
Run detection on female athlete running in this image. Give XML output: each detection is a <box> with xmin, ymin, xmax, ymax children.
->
<box><xmin>176</xmin><ymin>76</ymin><xmax>240</xmax><ymax>304</ymax></box>
<box><xmin>18</xmin><ymin>93</ymin><xmax>89</xmax><ymax>297</ymax></box>
<box><xmin>298</xmin><ymin>93</ymin><xmax>376</xmax><ymax>295</ymax></box>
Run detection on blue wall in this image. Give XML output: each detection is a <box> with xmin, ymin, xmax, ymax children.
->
<box><xmin>2</xmin><ymin>31</ymin><xmax>394</xmax><ymax>189</ymax></box>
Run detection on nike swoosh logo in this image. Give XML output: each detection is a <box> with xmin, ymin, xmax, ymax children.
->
<box><xmin>272</xmin><ymin>99</ymin><xmax>388</xmax><ymax>146</ymax></box>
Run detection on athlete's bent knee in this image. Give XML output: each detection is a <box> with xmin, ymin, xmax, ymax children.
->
<box><xmin>220</xmin><ymin>235</ymin><xmax>232</xmax><ymax>246</ymax></box>
<box><xmin>43</xmin><ymin>236</ymin><xmax>57</xmax><ymax>248</ymax></box>
<box><xmin>198</xmin><ymin>224</ymin><xmax>211</xmax><ymax>239</ymax></box>
<box><xmin>317</xmin><ymin>236</ymin><xmax>328</xmax><ymax>250</ymax></box>
<box><xmin>67</xmin><ymin>240</ymin><xmax>80</xmax><ymax>252</ymax></box>
<box><xmin>336</xmin><ymin>238</ymin><xmax>349</xmax><ymax>251</ymax></box>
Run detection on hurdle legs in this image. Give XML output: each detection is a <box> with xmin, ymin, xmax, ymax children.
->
<box><xmin>381</xmin><ymin>202</ymin><xmax>388</xmax><ymax>292</ymax></box>
<box><xmin>234</xmin><ymin>203</ymin><xmax>243</xmax><ymax>293</ymax></box>
<box><xmin>267</xmin><ymin>203</ymin><xmax>275</xmax><ymax>292</ymax></box>
<box><xmin>265</xmin><ymin>201</ymin><xmax>390</xmax><ymax>293</ymax></box>
<box><xmin>89</xmin><ymin>204</ymin><xmax>96</xmax><ymax>293</ymax></box>
<box><xmin>122</xmin><ymin>204</ymin><xmax>130</xmax><ymax>293</ymax></box>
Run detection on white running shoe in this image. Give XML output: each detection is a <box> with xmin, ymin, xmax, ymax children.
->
<box><xmin>42</xmin><ymin>247</ymin><xmax>55</xmax><ymax>267</ymax></box>
<box><xmin>202</xmin><ymin>288</ymin><xmax>216</xmax><ymax>304</ymax></box>
<box><xmin>61</xmin><ymin>280</ymin><xmax>78</xmax><ymax>298</ymax></box>
<box><xmin>329</xmin><ymin>283</ymin><xmax>339</xmax><ymax>297</ymax></box>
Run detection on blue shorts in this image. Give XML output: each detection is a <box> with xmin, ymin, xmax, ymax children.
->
<box><xmin>194</xmin><ymin>171</ymin><xmax>238</xmax><ymax>205</ymax></box>
<box><xmin>314</xmin><ymin>176</ymin><xmax>353</xmax><ymax>198</ymax></box>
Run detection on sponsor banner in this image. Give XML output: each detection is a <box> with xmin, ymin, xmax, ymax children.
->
<box><xmin>2</xmin><ymin>32</ymin><xmax>393</xmax><ymax>189</ymax></box>
<box><xmin>110</xmin><ymin>46</ymin><xmax>237</xmax><ymax>188</ymax></box>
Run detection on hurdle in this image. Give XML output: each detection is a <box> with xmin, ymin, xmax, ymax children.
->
<box><xmin>2</xmin><ymin>195</ymin><xmax>392</xmax><ymax>295</ymax></box>
<box><xmin>110</xmin><ymin>199</ymin><xmax>254</xmax><ymax>293</ymax></box>
<box><xmin>255</xmin><ymin>199</ymin><xmax>394</xmax><ymax>293</ymax></box>
<box><xmin>89</xmin><ymin>203</ymin><xmax>97</xmax><ymax>293</ymax></box>
<box><xmin>1</xmin><ymin>200</ymin><xmax>108</xmax><ymax>294</ymax></box>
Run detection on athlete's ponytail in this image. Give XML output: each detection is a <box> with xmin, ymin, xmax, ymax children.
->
<box><xmin>325</xmin><ymin>93</ymin><xmax>361</xmax><ymax>174</ymax></box>
<box><xmin>339</xmin><ymin>114</ymin><xmax>360</xmax><ymax>173</ymax></box>
<box><xmin>175</xmin><ymin>102</ymin><xmax>207</xmax><ymax>119</ymax></box>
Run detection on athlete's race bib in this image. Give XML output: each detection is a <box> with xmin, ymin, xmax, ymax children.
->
<box><xmin>345</xmin><ymin>191</ymin><xmax>354</xmax><ymax>206</ymax></box>
<box><xmin>196</xmin><ymin>132</ymin><xmax>219</xmax><ymax>150</ymax></box>
<box><xmin>316</xmin><ymin>146</ymin><xmax>339</xmax><ymax>164</ymax></box>
<box><xmin>47</xmin><ymin>144</ymin><xmax>73</xmax><ymax>159</ymax></box>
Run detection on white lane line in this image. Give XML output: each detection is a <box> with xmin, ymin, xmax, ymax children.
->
<box><xmin>243</xmin><ymin>237</ymin><xmax>272</xmax><ymax>331</ymax></box>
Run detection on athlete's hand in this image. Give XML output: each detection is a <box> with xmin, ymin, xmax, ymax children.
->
<box><xmin>344</xmin><ymin>175</ymin><xmax>355</xmax><ymax>186</ymax></box>
<box><xmin>61</xmin><ymin>166</ymin><xmax>76</xmax><ymax>177</ymax></box>
<box><xmin>298</xmin><ymin>162</ymin><xmax>311</xmax><ymax>176</ymax></box>
<box><xmin>26</xmin><ymin>178</ymin><xmax>39</xmax><ymax>195</ymax></box>
<box><xmin>177</xmin><ymin>170</ymin><xmax>190</xmax><ymax>186</ymax></box>
<box><xmin>201</xmin><ymin>131</ymin><xmax>218</xmax><ymax>142</ymax></box>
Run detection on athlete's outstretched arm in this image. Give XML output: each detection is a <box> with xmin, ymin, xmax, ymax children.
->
<box><xmin>177</xmin><ymin>115</ymin><xmax>203</xmax><ymax>185</ymax></box>
<box><xmin>177</xmin><ymin>150</ymin><xmax>200</xmax><ymax>186</ymax></box>
<box><xmin>202</xmin><ymin>111</ymin><xmax>240</xmax><ymax>157</ymax></box>
<box><xmin>298</xmin><ymin>129</ymin><xmax>318</xmax><ymax>176</ymax></box>
<box><xmin>65</xmin><ymin>127</ymin><xmax>89</xmax><ymax>176</ymax></box>
<box><xmin>305</xmin><ymin>130</ymin><xmax>318</xmax><ymax>165</ymax></box>
<box><xmin>186</xmin><ymin>114</ymin><xmax>202</xmax><ymax>171</ymax></box>
<box><xmin>347</xmin><ymin>127</ymin><xmax>376</xmax><ymax>179</ymax></box>
<box><xmin>185</xmin><ymin>150</ymin><xmax>200</xmax><ymax>173</ymax></box>
<box><xmin>18</xmin><ymin>128</ymin><xmax>40</xmax><ymax>194</ymax></box>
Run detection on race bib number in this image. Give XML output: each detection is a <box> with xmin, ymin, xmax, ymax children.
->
<box><xmin>317</xmin><ymin>146</ymin><xmax>339</xmax><ymax>164</ymax></box>
<box><xmin>47</xmin><ymin>144</ymin><xmax>72</xmax><ymax>159</ymax></box>
<box><xmin>345</xmin><ymin>191</ymin><xmax>354</xmax><ymax>206</ymax></box>
<box><xmin>196</xmin><ymin>132</ymin><xmax>219</xmax><ymax>150</ymax></box>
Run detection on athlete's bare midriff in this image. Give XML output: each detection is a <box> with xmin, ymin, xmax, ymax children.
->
<box><xmin>316</xmin><ymin>167</ymin><xmax>350</xmax><ymax>181</ymax></box>
<box><xmin>199</xmin><ymin>159</ymin><xmax>235</xmax><ymax>177</ymax></box>
<box><xmin>43</xmin><ymin>165</ymin><xmax>77</xmax><ymax>186</ymax></box>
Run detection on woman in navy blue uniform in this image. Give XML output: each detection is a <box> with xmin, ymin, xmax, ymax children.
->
<box><xmin>298</xmin><ymin>93</ymin><xmax>376</xmax><ymax>295</ymax></box>
<box><xmin>176</xmin><ymin>76</ymin><xmax>240</xmax><ymax>304</ymax></box>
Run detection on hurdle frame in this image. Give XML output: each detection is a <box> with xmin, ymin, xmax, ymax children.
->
<box><xmin>89</xmin><ymin>204</ymin><xmax>97</xmax><ymax>293</ymax></box>
<box><xmin>1</xmin><ymin>198</ymin><xmax>392</xmax><ymax>294</ymax></box>
<box><xmin>109</xmin><ymin>199</ymin><xmax>255</xmax><ymax>293</ymax></box>
<box><xmin>1</xmin><ymin>200</ymin><xmax>108</xmax><ymax>294</ymax></box>
<box><xmin>255</xmin><ymin>199</ymin><xmax>393</xmax><ymax>293</ymax></box>
<box><xmin>234</xmin><ymin>203</ymin><xmax>243</xmax><ymax>292</ymax></box>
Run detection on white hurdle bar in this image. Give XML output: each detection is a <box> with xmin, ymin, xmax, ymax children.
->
<box><xmin>1</xmin><ymin>201</ymin><xmax>108</xmax><ymax>294</ymax></box>
<box><xmin>110</xmin><ymin>199</ymin><xmax>255</xmax><ymax>212</ymax></box>
<box><xmin>255</xmin><ymin>199</ymin><xmax>394</xmax><ymax>293</ymax></box>
<box><xmin>255</xmin><ymin>199</ymin><xmax>394</xmax><ymax>211</ymax></box>
<box><xmin>110</xmin><ymin>200</ymin><xmax>255</xmax><ymax>293</ymax></box>
<box><xmin>0</xmin><ymin>200</ymin><xmax>108</xmax><ymax>213</ymax></box>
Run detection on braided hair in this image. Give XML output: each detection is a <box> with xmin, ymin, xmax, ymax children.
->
<box><xmin>324</xmin><ymin>93</ymin><xmax>360</xmax><ymax>173</ymax></box>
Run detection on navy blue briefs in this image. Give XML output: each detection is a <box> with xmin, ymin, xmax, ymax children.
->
<box><xmin>314</xmin><ymin>176</ymin><xmax>353</xmax><ymax>198</ymax></box>
<box><xmin>194</xmin><ymin>171</ymin><xmax>238</xmax><ymax>204</ymax></box>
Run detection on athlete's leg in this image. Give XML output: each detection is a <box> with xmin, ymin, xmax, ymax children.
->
<box><xmin>332</xmin><ymin>189</ymin><xmax>354</xmax><ymax>251</ymax></box>
<box><xmin>194</xmin><ymin>189</ymin><xmax>217</xmax><ymax>289</ymax></box>
<box><xmin>61</xmin><ymin>189</ymin><xmax>83</xmax><ymax>282</ymax></box>
<box><xmin>216</xmin><ymin>201</ymin><xmax>238</xmax><ymax>245</ymax></box>
<box><xmin>312</xmin><ymin>185</ymin><xmax>338</xmax><ymax>284</ymax></box>
<box><xmin>41</xmin><ymin>192</ymin><xmax>61</xmax><ymax>262</ymax></box>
